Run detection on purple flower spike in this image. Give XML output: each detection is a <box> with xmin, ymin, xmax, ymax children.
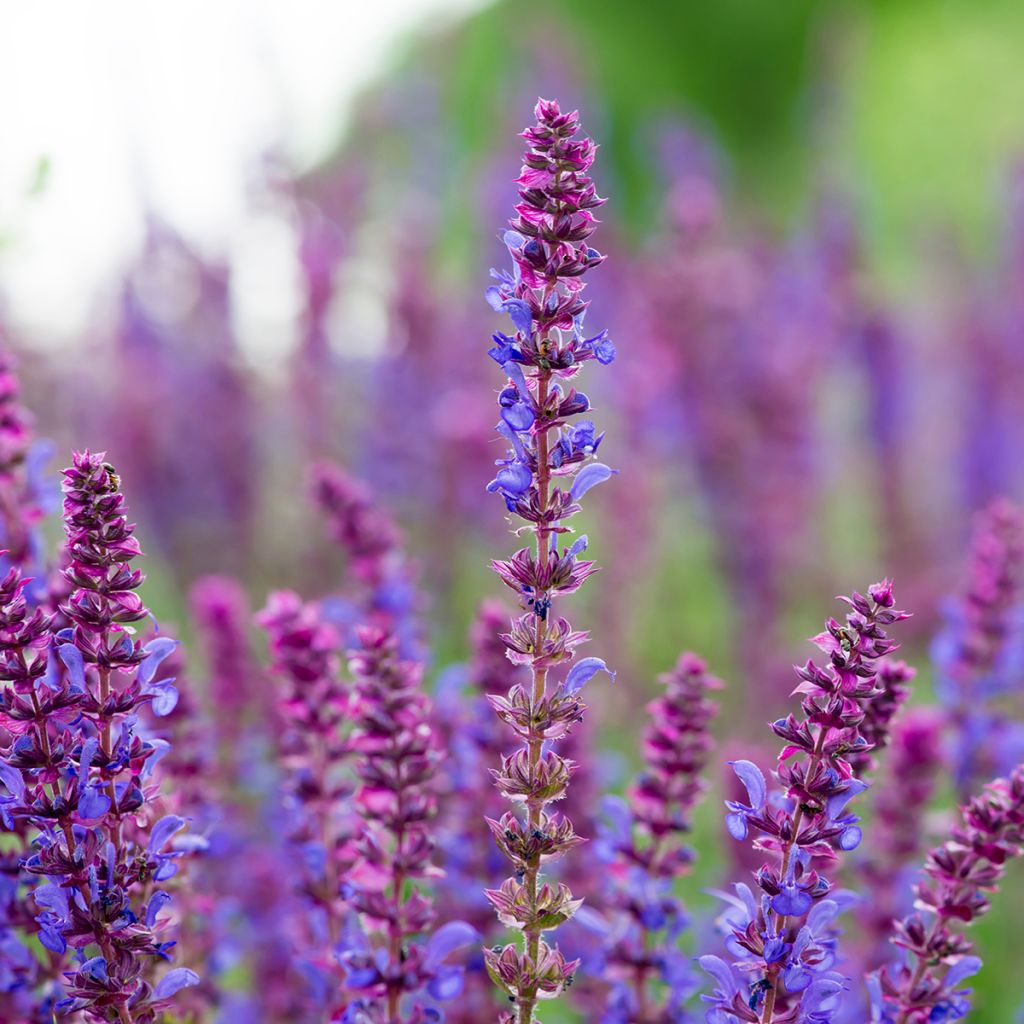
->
<box><xmin>596</xmin><ymin>652</ymin><xmax>721</xmax><ymax>1021</ymax></box>
<box><xmin>343</xmin><ymin>626</ymin><xmax>475</xmax><ymax>1018</ymax></box>
<box><xmin>932</xmin><ymin>500</ymin><xmax>1024</xmax><ymax>799</ymax></box>
<box><xmin>0</xmin><ymin>452</ymin><xmax>197</xmax><ymax>1022</ymax></box>
<box><xmin>873</xmin><ymin>766</ymin><xmax>1024</xmax><ymax>1022</ymax></box>
<box><xmin>482</xmin><ymin>98</ymin><xmax>611</xmax><ymax>1024</ymax></box>
<box><xmin>704</xmin><ymin>582</ymin><xmax>910</xmax><ymax>1023</ymax></box>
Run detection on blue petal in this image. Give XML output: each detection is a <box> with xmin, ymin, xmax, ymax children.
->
<box><xmin>145</xmin><ymin>890</ymin><xmax>172</xmax><ymax>927</ymax></box>
<box><xmin>424</xmin><ymin>921</ymin><xmax>479</xmax><ymax>970</ymax></box>
<box><xmin>0</xmin><ymin>762</ymin><xmax>25</xmax><ymax>800</ymax></box>
<box><xmin>784</xmin><ymin>963</ymin><xmax>812</xmax><ymax>993</ymax></box>
<box><xmin>725</xmin><ymin>811</ymin><xmax>748</xmax><ymax>841</ymax></box>
<box><xmin>427</xmin><ymin>965</ymin><xmax>464</xmax><ymax>1001</ymax></box>
<box><xmin>838</xmin><ymin>825</ymin><xmax>863</xmax><ymax>851</ymax></box>
<box><xmin>488</xmin><ymin>463</ymin><xmax>532</xmax><ymax>496</ymax></box>
<box><xmin>38</xmin><ymin>925</ymin><xmax>66</xmax><ymax>954</ymax></box>
<box><xmin>78</xmin><ymin>736</ymin><xmax>99</xmax><ymax>786</ymax></box>
<box><xmin>564</xmin><ymin>657</ymin><xmax>614</xmax><ymax>695</ymax></box>
<box><xmin>572</xmin><ymin>904</ymin><xmax>611</xmax><ymax>936</ymax></box>
<box><xmin>567</xmin><ymin>534</ymin><xmax>588</xmax><ymax>557</ymax></box>
<box><xmin>801</xmin><ymin>977</ymin><xmax>845</xmax><ymax>1013</ymax></box>
<box><xmin>595</xmin><ymin>337</ymin><xmax>616</xmax><ymax>365</ymax></box>
<box><xmin>78</xmin><ymin>786</ymin><xmax>111</xmax><ymax>821</ymax></box>
<box><xmin>151</xmin><ymin>684</ymin><xmax>179</xmax><ymax>717</ymax></box>
<box><xmin>138</xmin><ymin>637</ymin><xmax>179</xmax><ymax>686</ymax></box>
<box><xmin>154</xmin><ymin>968</ymin><xmax>200</xmax><ymax>999</ymax></box>
<box><xmin>56</xmin><ymin>644</ymin><xmax>86</xmax><ymax>689</ymax></box>
<box><xmin>771</xmin><ymin>886</ymin><xmax>813</xmax><ymax>917</ymax></box>
<box><xmin>826</xmin><ymin>778</ymin><xmax>868</xmax><ymax>817</ymax></box>
<box><xmin>569</xmin><ymin>462</ymin><xmax>615</xmax><ymax>500</ymax></box>
<box><xmin>728</xmin><ymin>760</ymin><xmax>767</xmax><ymax>809</ymax></box>
<box><xmin>505</xmin><ymin>299</ymin><xmax>533</xmax><ymax>337</ymax></box>
<box><xmin>502</xmin><ymin>361</ymin><xmax>529</xmax><ymax>396</ymax></box>
<box><xmin>501</xmin><ymin>402</ymin><xmax>535</xmax><ymax>432</ymax></box>
<box><xmin>149</xmin><ymin>815</ymin><xmax>185</xmax><ymax>853</ymax></box>
<box><xmin>697</xmin><ymin>956</ymin><xmax>738</xmax><ymax>998</ymax></box>
<box><xmin>80</xmin><ymin>956</ymin><xmax>109</xmax><ymax>984</ymax></box>
<box><xmin>945</xmin><ymin>956</ymin><xmax>983</xmax><ymax>988</ymax></box>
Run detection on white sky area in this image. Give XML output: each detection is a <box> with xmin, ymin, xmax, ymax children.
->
<box><xmin>0</xmin><ymin>0</ymin><xmax>485</xmax><ymax>355</ymax></box>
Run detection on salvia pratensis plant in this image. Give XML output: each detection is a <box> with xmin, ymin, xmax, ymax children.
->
<box><xmin>870</xmin><ymin>764</ymin><xmax>1024</xmax><ymax>1022</ymax></box>
<box><xmin>933</xmin><ymin>499</ymin><xmax>1024</xmax><ymax>799</ymax></box>
<box><xmin>0</xmin><ymin>452</ymin><xmax>197</xmax><ymax>1022</ymax></box>
<box><xmin>482</xmin><ymin>97</ymin><xmax>616</xmax><ymax>1024</ymax></box>
<box><xmin>596</xmin><ymin>653</ymin><xmax>721</xmax><ymax>1023</ymax></box>
<box><xmin>342</xmin><ymin>627</ymin><xmax>477</xmax><ymax>1022</ymax></box>
<box><xmin>701</xmin><ymin>580</ymin><xmax>909</xmax><ymax>1022</ymax></box>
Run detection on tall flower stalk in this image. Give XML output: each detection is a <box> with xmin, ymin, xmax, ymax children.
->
<box><xmin>1</xmin><ymin>452</ymin><xmax>197</xmax><ymax>1022</ymax></box>
<box><xmin>482</xmin><ymin>98</ymin><xmax>615</xmax><ymax>1024</ymax></box>
<box><xmin>932</xmin><ymin>500</ymin><xmax>1024</xmax><ymax>799</ymax></box>
<box><xmin>701</xmin><ymin>581</ymin><xmax>909</xmax><ymax>1023</ymax></box>
<box><xmin>597</xmin><ymin>653</ymin><xmax>720</xmax><ymax>1023</ymax></box>
<box><xmin>342</xmin><ymin>627</ymin><xmax>476</xmax><ymax>1022</ymax></box>
<box><xmin>871</xmin><ymin>765</ymin><xmax>1024</xmax><ymax>1022</ymax></box>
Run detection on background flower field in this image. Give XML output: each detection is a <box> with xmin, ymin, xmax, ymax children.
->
<box><xmin>2</xmin><ymin>2</ymin><xmax>1024</xmax><ymax>1021</ymax></box>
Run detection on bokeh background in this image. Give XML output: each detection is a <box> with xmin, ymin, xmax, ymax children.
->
<box><xmin>3</xmin><ymin>1</ymin><xmax>1024</xmax><ymax>1018</ymax></box>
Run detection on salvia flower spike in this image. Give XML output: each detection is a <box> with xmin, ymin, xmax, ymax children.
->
<box><xmin>701</xmin><ymin>580</ymin><xmax>909</xmax><ymax>1023</ymax></box>
<box><xmin>0</xmin><ymin>452</ymin><xmax>197</xmax><ymax>1022</ymax></box>
<box><xmin>483</xmin><ymin>98</ymin><xmax>615</xmax><ymax>1024</ymax></box>
<box><xmin>598</xmin><ymin>652</ymin><xmax>721</xmax><ymax>1022</ymax></box>
<box><xmin>871</xmin><ymin>764</ymin><xmax>1024</xmax><ymax>1022</ymax></box>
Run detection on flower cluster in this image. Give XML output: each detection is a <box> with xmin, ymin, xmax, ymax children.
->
<box><xmin>310</xmin><ymin>460</ymin><xmax>419</xmax><ymax>659</ymax></box>
<box><xmin>0</xmin><ymin>343</ymin><xmax>56</xmax><ymax>594</ymax></box>
<box><xmin>0</xmin><ymin>452</ymin><xmax>197</xmax><ymax>1022</ymax></box>
<box><xmin>871</xmin><ymin>764</ymin><xmax>1024</xmax><ymax>1022</ymax></box>
<box><xmin>932</xmin><ymin>500</ymin><xmax>1024</xmax><ymax>798</ymax></box>
<box><xmin>482</xmin><ymin>98</ymin><xmax>615</xmax><ymax>1024</ymax></box>
<box><xmin>190</xmin><ymin>576</ymin><xmax>299</xmax><ymax>1023</ymax></box>
<box><xmin>342</xmin><ymin>625</ymin><xmax>476</xmax><ymax>1022</ymax></box>
<box><xmin>257</xmin><ymin>588</ymin><xmax>354</xmax><ymax>1013</ymax></box>
<box><xmin>596</xmin><ymin>652</ymin><xmax>721</xmax><ymax>1023</ymax></box>
<box><xmin>701</xmin><ymin>580</ymin><xmax>909</xmax><ymax>1023</ymax></box>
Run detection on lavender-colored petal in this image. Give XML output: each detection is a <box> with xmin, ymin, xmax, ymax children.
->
<box><xmin>56</xmin><ymin>643</ymin><xmax>86</xmax><ymax>689</ymax></box>
<box><xmin>728</xmin><ymin>759</ymin><xmax>766</xmax><ymax>809</ymax></box>
<box><xmin>424</xmin><ymin>921</ymin><xmax>479</xmax><ymax>969</ymax></box>
<box><xmin>137</xmin><ymin>636</ymin><xmax>179</xmax><ymax>686</ymax></box>
<box><xmin>148</xmin><ymin>815</ymin><xmax>186</xmax><ymax>853</ymax></box>
<box><xmin>564</xmin><ymin>656</ymin><xmax>614</xmax><ymax>695</ymax></box>
<box><xmin>570</xmin><ymin>462</ymin><xmax>615</xmax><ymax>500</ymax></box>
<box><xmin>154</xmin><ymin>968</ymin><xmax>200</xmax><ymax>999</ymax></box>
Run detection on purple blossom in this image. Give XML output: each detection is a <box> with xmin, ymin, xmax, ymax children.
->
<box><xmin>872</xmin><ymin>765</ymin><xmax>1024</xmax><ymax>1022</ymax></box>
<box><xmin>481</xmin><ymin>98</ymin><xmax>613</xmax><ymax>1024</ymax></box>
<box><xmin>344</xmin><ymin>626</ymin><xmax>477</xmax><ymax>1021</ymax></box>
<box><xmin>594</xmin><ymin>653</ymin><xmax>721</xmax><ymax>1022</ymax></box>
<box><xmin>0</xmin><ymin>452</ymin><xmax>196</xmax><ymax>1023</ymax></box>
<box><xmin>932</xmin><ymin>500</ymin><xmax>1024</xmax><ymax>799</ymax></box>
<box><xmin>702</xmin><ymin>581</ymin><xmax>909</xmax><ymax>1022</ymax></box>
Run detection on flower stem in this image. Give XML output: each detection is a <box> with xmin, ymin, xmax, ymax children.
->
<box><xmin>520</xmin><ymin>366</ymin><xmax>552</xmax><ymax>1024</ymax></box>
